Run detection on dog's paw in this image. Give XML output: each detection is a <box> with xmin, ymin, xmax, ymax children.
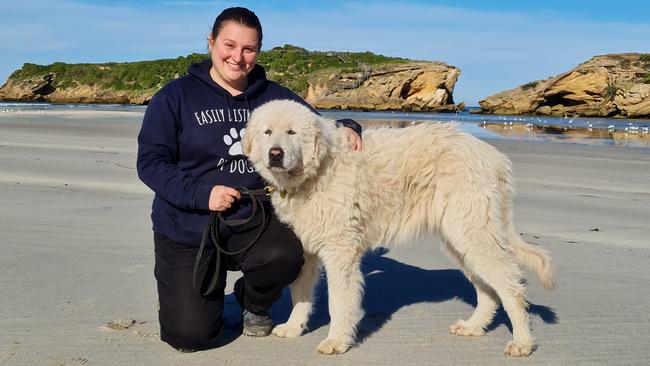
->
<box><xmin>504</xmin><ymin>340</ymin><xmax>534</xmax><ymax>357</ymax></box>
<box><xmin>449</xmin><ymin>319</ymin><xmax>485</xmax><ymax>336</ymax></box>
<box><xmin>272</xmin><ymin>323</ymin><xmax>304</xmax><ymax>338</ymax></box>
<box><xmin>316</xmin><ymin>338</ymin><xmax>350</xmax><ymax>355</ymax></box>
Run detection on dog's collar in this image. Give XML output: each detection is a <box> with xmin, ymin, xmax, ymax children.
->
<box><xmin>264</xmin><ymin>185</ymin><xmax>287</xmax><ymax>198</ymax></box>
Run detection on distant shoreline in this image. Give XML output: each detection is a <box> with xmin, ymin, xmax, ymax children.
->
<box><xmin>1</xmin><ymin>104</ymin><xmax>648</xmax><ymax>150</ymax></box>
<box><xmin>3</xmin><ymin>100</ymin><xmax>649</xmax><ymax>121</ymax></box>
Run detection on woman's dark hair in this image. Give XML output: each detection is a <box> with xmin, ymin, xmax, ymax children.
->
<box><xmin>211</xmin><ymin>7</ymin><xmax>263</xmax><ymax>49</ymax></box>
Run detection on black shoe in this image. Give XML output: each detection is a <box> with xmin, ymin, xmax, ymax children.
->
<box><xmin>176</xmin><ymin>347</ymin><xmax>196</xmax><ymax>353</ymax></box>
<box><xmin>241</xmin><ymin>309</ymin><xmax>273</xmax><ymax>337</ymax></box>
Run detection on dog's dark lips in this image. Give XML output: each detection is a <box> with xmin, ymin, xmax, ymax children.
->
<box><xmin>267</xmin><ymin>165</ymin><xmax>286</xmax><ymax>172</ymax></box>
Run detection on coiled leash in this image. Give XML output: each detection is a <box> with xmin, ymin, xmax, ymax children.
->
<box><xmin>192</xmin><ymin>186</ymin><xmax>275</xmax><ymax>297</ymax></box>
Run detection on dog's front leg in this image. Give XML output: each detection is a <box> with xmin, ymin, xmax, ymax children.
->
<box><xmin>273</xmin><ymin>253</ymin><xmax>321</xmax><ymax>338</ymax></box>
<box><xmin>317</xmin><ymin>248</ymin><xmax>365</xmax><ymax>355</ymax></box>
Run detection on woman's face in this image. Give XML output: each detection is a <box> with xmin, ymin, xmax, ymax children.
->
<box><xmin>208</xmin><ymin>21</ymin><xmax>260</xmax><ymax>91</ymax></box>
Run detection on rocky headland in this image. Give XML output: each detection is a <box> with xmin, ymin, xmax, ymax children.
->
<box><xmin>305</xmin><ymin>61</ymin><xmax>462</xmax><ymax>112</ymax></box>
<box><xmin>0</xmin><ymin>75</ymin><xmax>150</xmax><ymax>104</ymax></box>
<box><xmin>0</xmin><ymin>48</ymin><xmax>461</xmax><ymax>112</ymax></box>
<box><xmin>478</xmin><ymin>53</ymin><xmax>650</xmax><ymax>118</ymax></box>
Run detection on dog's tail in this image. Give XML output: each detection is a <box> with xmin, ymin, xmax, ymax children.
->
<box><xmin>509</xmin><ymin>230</ymin><xmax>558</xmax><ymax>289</ymax></box>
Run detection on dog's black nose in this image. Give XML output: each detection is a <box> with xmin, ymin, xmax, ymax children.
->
<box><xmin>268</xmin><ymin>147</ymin><xmax>284</xmax><ymax>167</ymax></box>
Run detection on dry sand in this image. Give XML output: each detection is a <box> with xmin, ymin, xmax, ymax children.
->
<box><xmin>0</xmin><ymin>110</ymin><xmax>649</xmax><ymax>365</ymax></box>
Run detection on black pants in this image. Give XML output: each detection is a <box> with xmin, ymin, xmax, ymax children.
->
<box><xmin>153</xmin><ymin>209</ymin><xmax>304</xmax><ymax>351</ymax></box>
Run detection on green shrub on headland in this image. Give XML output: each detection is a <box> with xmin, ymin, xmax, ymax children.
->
<box><xmin>258</xmin><ymin>45</ymin><xmax>404</xmax><ymax>95</ymax></box>
<box><xmin>521</xmin><ymin>81</ymin><xmax>538</xmax><ymax>90</ymax></box>
<box><xmin>9</xmin><ymin>45</ymin><xmax>405</xmax><ymax>97</ymax></box>
<box><xmin>603</xmin><ymin>84</ymin><xmax>618</xmax><ymax>100</ymax></box>
<box><xmin>11</xmin><ymin>53</ymin><xmax>207</xmax><ymax>93</ymax></box>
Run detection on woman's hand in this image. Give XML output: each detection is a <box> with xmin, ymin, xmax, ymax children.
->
<box><xmin>344</xmin><ymin>127</ymin><xmax>363</xmax><ymax>151</ymax></box>
<box><xmin>209</xmin><ymin>185</ymin><xmax>241</xmax><ymax>211</ymax></box>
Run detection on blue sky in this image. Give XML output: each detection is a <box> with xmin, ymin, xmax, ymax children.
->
<box><xmin>2</xmin><ymin>0</ymin><xmax>649</xmax><ymax>105</ymax></box>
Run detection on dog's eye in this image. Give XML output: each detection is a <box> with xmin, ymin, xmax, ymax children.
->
<box><xmin>287</xmin><ymin>129</ymin><xmax>296</xmax><ymax>135</ymax></box>
<box><xmin>264</xmin><ymin>129</ymin><xmax>272</xmax><ymax>135</ymax></box>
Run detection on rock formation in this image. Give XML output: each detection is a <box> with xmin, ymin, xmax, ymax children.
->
<box><xmin>478</xmin><ymin>53</ymin><xmax>650</xmax><ymax>118</ymax></box>
<box><xmin>0</xmin><ymin>59</ymin><xmax>461</xmax><ymax>111</ymax></box>
<box><xmin>0</xmin><ymin>73</ymin><xmax>150</xmax><ymax>104</ymax></box>
<box><xmin>305</xmin><ymin>61</ymin><xmax>461</xmax><ymax>112</ymax></box>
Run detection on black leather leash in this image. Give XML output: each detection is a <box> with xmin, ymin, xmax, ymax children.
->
<box><xmin>192</xmin><ymin>186</ymin><xmax>273</xmax><ymax>297</ymax></box>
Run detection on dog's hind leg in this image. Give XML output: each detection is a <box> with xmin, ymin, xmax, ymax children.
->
<box><xmin>273</xmin><ymin>253</ymin><xmax>321</xmax><ymax>338</ymax></box>
<box><xmin>442</xmin><ymin>240</ymin><xmax>500</xmax><ymax>336</ymax></box>
<box><xmin>443</xmin><ymin>226</ymin><xmax>534</xmax><ymax>357</ymax></box>
<box><xmin>476</xmin><ymin>265</ymin><xmax>533</xmax><ymax>356</ymax></box>
<box><xmin>449</xmin><ymin>274</ymin><xmax>500</xmax><ymax>337</ymax></box>
<box><xmin>463</xmin><ymin>250</ymin><xmax>533</xmax><ymax>356</ymax></box>
<box><xmin>316</xmin><ymin>247</ymin><xmax>365</xmax><ymax>355</ymax></box>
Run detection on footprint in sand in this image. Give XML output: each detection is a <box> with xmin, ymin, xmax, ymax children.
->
<box><xmin>99</xmin><ymin>318</ymin><xmax>144</xmax><ymax>331</ymax></box>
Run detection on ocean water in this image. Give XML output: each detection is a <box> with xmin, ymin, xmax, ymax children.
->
<box><xmin>2</xmin><ymin>102</ymin><xmax>649</xmax><ymax>149</ymax></box>
<box><xmin>321</xmin><ymin>110</ymin><xmax>650</xmax><ymax>149</ymax></box>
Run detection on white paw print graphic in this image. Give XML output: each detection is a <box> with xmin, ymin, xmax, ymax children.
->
<box><xmin>223</xmin><ymin>127</ymin><xmax>246</xmax><ymax>156</ymax></box>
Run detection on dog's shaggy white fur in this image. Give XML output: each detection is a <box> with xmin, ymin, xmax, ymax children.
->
<box><xmin>242</xmin><ymin>100</ymin><xmax>557</xmax><ymax>357</ymax></box>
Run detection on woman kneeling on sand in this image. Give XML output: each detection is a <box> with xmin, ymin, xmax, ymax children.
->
<box><xmin>136</xmin><ymin>6</ymin><xmax>362</xmax><ymax>351</ymax></box>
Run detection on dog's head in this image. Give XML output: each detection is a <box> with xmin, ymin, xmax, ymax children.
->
<box><xmin>243</xmin><ymin>100</ymin><xmax>335</xmax><ymax>191</ymax></box>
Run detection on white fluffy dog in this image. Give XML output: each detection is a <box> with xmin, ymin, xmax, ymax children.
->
<box><xmin>242</xmin><ymin>100</ymin><xmax>556</xmax><ymax>357</ymax></box>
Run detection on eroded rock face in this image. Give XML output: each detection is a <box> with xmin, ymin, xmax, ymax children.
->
<box><xmin>479</xmin><ymin>53</ymin><xmax>650</xmax><ymax>118</ymax></box>
<box><xmin>0</xmin><ymin>73</ymin><xmax>151</xmax><ymax>104</ymax></box>
<box><xmin>305</xmin><ymin>62</ymin><xmax>461</xmax><ymax>111</ymax></box>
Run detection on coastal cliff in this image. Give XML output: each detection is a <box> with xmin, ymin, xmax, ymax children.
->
<box><xmin>0</xmin><ymin>46</ymin><xmax>461</xmax><ymax>111</ymax></box>
<box><xmin>0</xmin><ymin>54</ymin><xmax>205</xmax><ymax>105</ymax></box>
<box><xmin>0</xmin><ymin>75</ymin><xmax>150</xmax><ymax>104</ymax></box>
<box><xmin>478</xmin><ymin>53</ymin><xmax>650</xmax><ymax>118</ymax></box>
<box><xmin>305</xmin><ymin>61</ymin><xmax>461</xmax><ymax>112</ymax></box>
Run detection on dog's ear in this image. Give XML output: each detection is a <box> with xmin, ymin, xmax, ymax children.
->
<box><xmin>242</xmin><ymin>122</ymin><xmax>253</xmax><ymax>156</ymax></box>
<box><xmin>312</xmin><ymin>118</ymin><xmax>328</xmax><ymax>163</ymax></box>
<box><xmin>303</xmin><ymin>115</ymin><xmax>331</xmax><ymax>178</ymax></box>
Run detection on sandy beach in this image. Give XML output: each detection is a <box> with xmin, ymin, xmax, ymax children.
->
<box><xmin>1</xmin><ymin>110</ymin><xmax>649</xmax><ymax>366</ymax></box>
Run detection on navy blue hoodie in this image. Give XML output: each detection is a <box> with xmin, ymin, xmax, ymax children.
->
<box><xmin>137</xmin><ymin>59</ymin><xmax>361</xmax><ymax>246</ymax></box>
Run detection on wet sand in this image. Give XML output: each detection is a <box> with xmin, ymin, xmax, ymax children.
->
<box><xmin>0</xmin><ymin>110</ymin><xmax>649</xmax><ymax>365</ymax></box>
